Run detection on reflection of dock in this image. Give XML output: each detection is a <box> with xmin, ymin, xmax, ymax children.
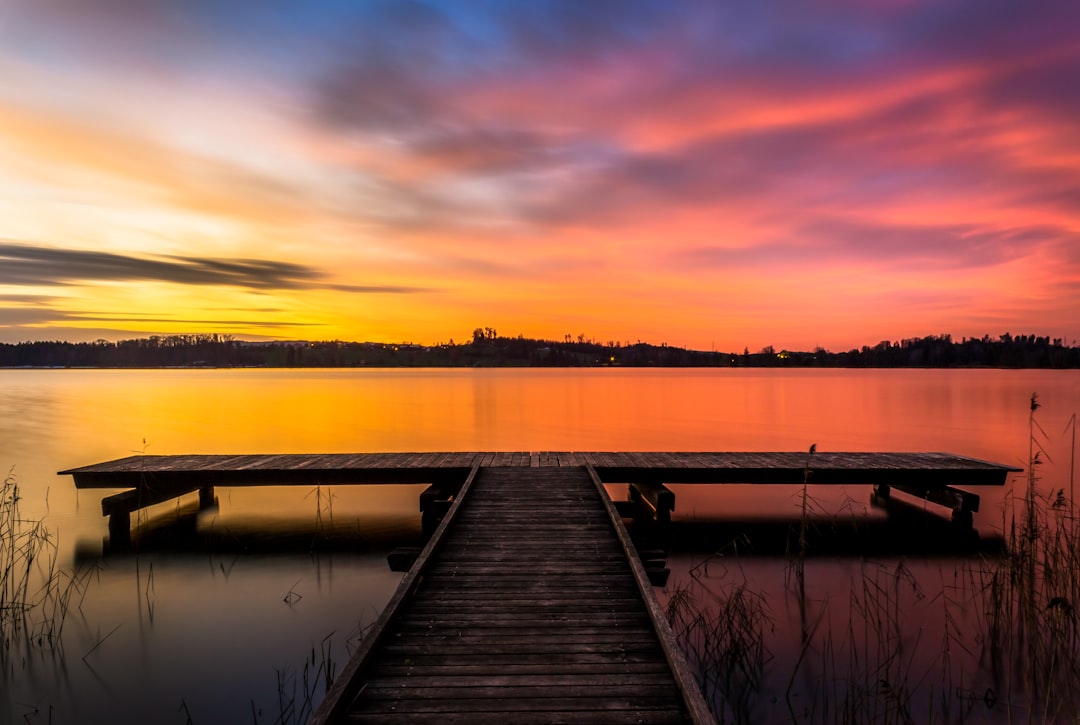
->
<box><xmin>61</xmin><ymin>451</ymin><xmax>1018</xmax><ymax>722</ymax></box>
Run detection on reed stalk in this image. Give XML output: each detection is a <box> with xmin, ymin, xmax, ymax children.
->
<box><xmin>2</xmin><ymin>468</ymin><xmax>87</xmax><ymax>664</ymax></box>
<box><xmin>667</xmin><ymin>561</ymin><xmax>772</xmax><ymax>723</ymax></box>
<box><xmin>269</xmin><ymin>632</ymin><xmax>337</xmax><ymax>725</ymax></box>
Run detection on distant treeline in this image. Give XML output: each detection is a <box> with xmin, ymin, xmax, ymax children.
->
<box><xmin>1</xmin><ymin>332</ymin><xmax>1078</xmax><ymax>368</ymax></box>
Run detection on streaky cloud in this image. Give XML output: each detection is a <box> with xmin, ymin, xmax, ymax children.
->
<box><xmin>328</xmin><ymin>284</ymin><xmax>434</xmax><ymax>294</ymax></box>
<box><xmin>0</xmin><ymin>306</ymin><xmax>322</xmax><ymax>329</ymax></box>
<box><xmin>0</xmin><ymin>241</ymin><xmax>432</xmax><ymax>293</ymax></box>
<box><xmin>670</xmin><ymin>222</ymin><xmax>1078</xmax><ymax>271</ymax></box>
<box><xmin>64</xmin><ymin>315</ymin><xmax>321</xmax><ymax>327</ymax></box>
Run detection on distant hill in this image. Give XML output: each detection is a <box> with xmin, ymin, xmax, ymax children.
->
<box><xmin>1</xmin><ymin>332</ymin><xmax>1077</xmax><ymax>368</ymax></box>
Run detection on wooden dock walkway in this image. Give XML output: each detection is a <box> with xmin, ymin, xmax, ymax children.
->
<box><xmin>310</xmin><ymin>465</ymin><xmax>713</xmax><ymax>724</ymax></box>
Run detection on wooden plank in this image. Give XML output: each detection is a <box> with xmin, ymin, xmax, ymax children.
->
<box><xmin>400</xmin><ymin>603</ymin><xmax>651</xmax><ymax>615</ymax></box>
<box><xmin>342</xmin><ymin>712</ymin><xmax>689</xmax><ymax>724</ymax></box>
<box><xmin>359</xmin><ymin>683</ymin><xmax>682</xmax><ymax>699</ymax></box>
<box><xmin>369</xmin><ymin>651</ymin><xmax>669</xmax><ymax>666</ymax></box>
<box><xmin>381</xmin><ymin>633</ymin><xmax>663</xmax><ymax>646</ymax></box>
<box><xmin>347</xmin><ymin>695</ymin><xmax>684</xmax><ymax>714</ymax></box>
<box><xmin>417</xmin><ymin>562</ymin><xmax>630</xmax><ymax>570</ymax></box>
<box><xmin>405</xmin><ymin>591</ymin><xmax>641</xmax><ymax>601</ymax></box>
<box><xmin>389</xmin><ymin>624</ymin><xmax>654</xmax><ymax>636</ymax></box>
<box><xmin>403</xmin><ymin>595</ymin><xmax>643</xmax><ymax>605</ymax></box>
<box><xmin>370</xmin><ymin>663</ymin><xmax>674</xmax><ymax>676</ymax></box>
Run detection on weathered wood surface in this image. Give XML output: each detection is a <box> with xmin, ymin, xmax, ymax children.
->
<box><xmin>61</xmin><ymin>451</ymin><xmax>1020</xmax><ymax>489</ymax></box>
<box><xmin>310</xmin><ymin>466</ymin><xmax>713</xmax><ymax>725</ymax></box>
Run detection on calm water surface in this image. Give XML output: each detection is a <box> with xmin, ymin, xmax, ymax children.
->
<box><xmin>1</xmin><ymin>368</ymin><xmax>1077</xmax><ymax>723</ymax></box>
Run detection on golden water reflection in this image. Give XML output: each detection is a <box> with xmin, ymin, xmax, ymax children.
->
<box><xmin>1</xmin><ymin>368</ymin><xmax>1077</xmax><ymax>723</ymax></box>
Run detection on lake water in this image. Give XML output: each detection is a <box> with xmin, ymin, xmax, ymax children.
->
<box><xmin>1</xmin><ymin>368</ymin><xmax>1077</xmax><ymax>723</ymax></box>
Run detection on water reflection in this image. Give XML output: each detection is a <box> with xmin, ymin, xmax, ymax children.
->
<box><xmin>0</xmin><ymin>368</ymin><xmax>1076</xmax><ymax>723</ymax></box>
<box><xmin>78</xmin><ymin>504</ymin><xmax>425</xmax><ymax>563</ymax></box>
<box><xmin>668</xmin><ymin>495</ymin><xmax>1002</xmax><ymax>557</ymax></box>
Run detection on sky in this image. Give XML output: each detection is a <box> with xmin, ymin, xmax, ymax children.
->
<box><xmin>1</xmin><ymin>0</ymin><xmax>1078</xmax><ymax>352</ymax></box>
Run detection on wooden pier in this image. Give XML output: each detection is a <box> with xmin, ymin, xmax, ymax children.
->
<box><xmin>309</xmin><ymin>465</ymin><xmax>712</xmax><ymax>724</ymax></box>
<box><xmin>60</xmin><ymin>451</ymin><xmax>1019</xmax><ymax>723</ymax></box>
<box><xmin>61</xmin><ymin>451</ymin><xmax>1019</xmax><ymax>532</ymax></box>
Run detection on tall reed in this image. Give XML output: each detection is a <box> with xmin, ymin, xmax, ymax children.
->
<box><xmin>667</xmin><ymin>565</ymin><xmax>772</xmax><ymax>724</ymax></box>
<box><xmin>971</xmin><ymin>394</ymin><xmax>1080</xmax><ymax>720</ymax></box>
<box><xmin>1</xmin><ymin>468</ymin><xmax>86</xmax><ymax>665</ymax></box>
<box><xmin>261</xmin><ymin>632</ymin><xmax>337</xmax><ymax>724</ymax></box>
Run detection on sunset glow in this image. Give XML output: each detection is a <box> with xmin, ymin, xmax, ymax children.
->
<box><xmin>2</xmin><ymin>1</ymin><xmax>1078</xmax><ymax>351</ymax></box>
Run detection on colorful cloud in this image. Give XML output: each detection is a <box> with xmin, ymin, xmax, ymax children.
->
<box><xmin>0</xmin><ymin>0</ymin><xmax>1077</xmax><ymax>349</ymax></box>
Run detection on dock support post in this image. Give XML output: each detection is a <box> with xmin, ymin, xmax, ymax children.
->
<box><xmin>951</xmin><ymin>509</ymin><xmax>974</xmax><ymax>527</ymax></box>
<box><xmin>627</xmin><ymin>485</ymin><xmax>651</xmax><ymax>526</ymax></box>
<box><xmin>198</xmin><ymin>486</ymin><xmax>215</xmax><ymax>509</ymax></box>
<box><xmin>421</xmin><ymin>510</ymin><xmax>441</xmax><ymax>538</ymax></box>
<box><xmin>628</xmin><ymin>482</ymin><xmax>675</xmax><ymax>525</ymax></box>
<box><xmin>626</xmin><ymin>482</ymin><xmax>674</xmax><ymax>556</ymax></box>
<box><xmin>420</xmin><ymin>483</ymin><xmax>456</xmax><ymax>538</ymax></box>
<box><xmin>108</xmin><ymin>511</ymin><xmax>131</xmax><ymax>545</ymax></box>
